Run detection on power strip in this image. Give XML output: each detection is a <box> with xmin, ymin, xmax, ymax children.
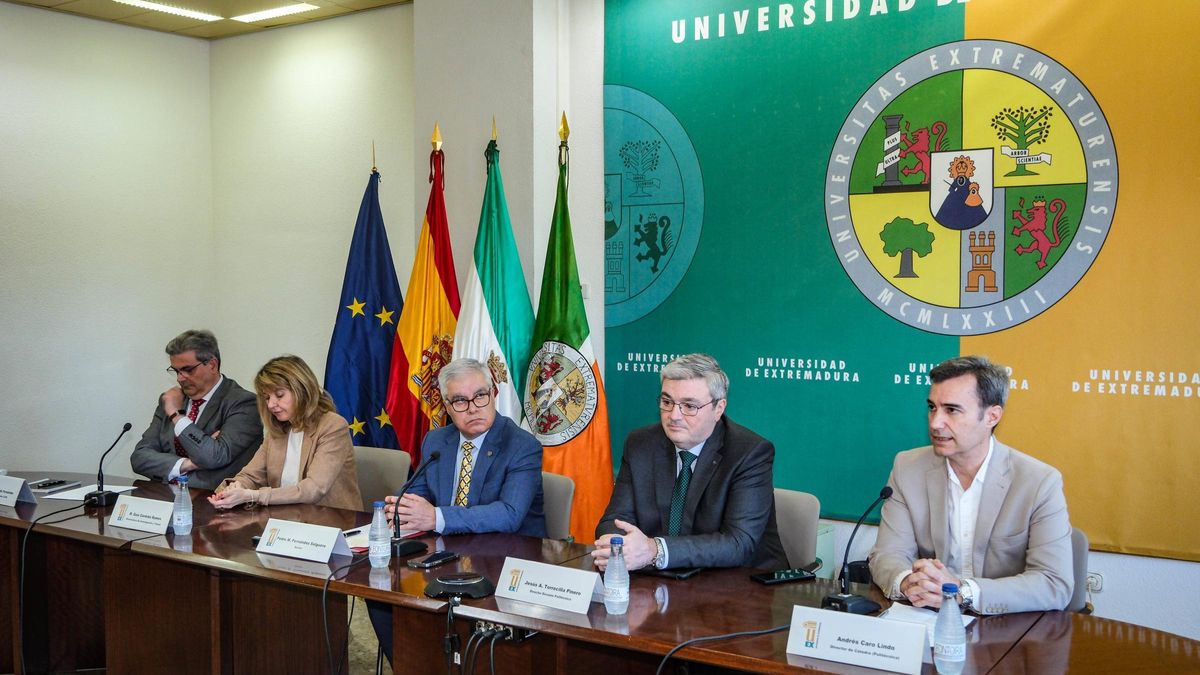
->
<box><xmin>473</xmin><ymin>620</ymin><xmax>537</xmax><ymax>642</ymax></box>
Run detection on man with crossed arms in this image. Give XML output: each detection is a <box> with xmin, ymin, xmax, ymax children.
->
<box><xmin>869</xmin><ymin>355</ymin><xmax>1073</xmax><ymax>615</ymax></box>
<box><xmin>130</xmin><ymin>329</ymin><xmax>262</xmax><ymax>490</ymax></box>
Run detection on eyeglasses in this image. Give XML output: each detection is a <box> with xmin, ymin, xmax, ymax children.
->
<box><xmin>659</xmin><ymin>395</ymin><xmax>718</xmax><ymax>417</ymax></box>
<box><xmin>167</xmin><ymin>360</ymin><xmax>209</xmax><ymax>377</ymax></box>
<box><xmin>448</xmin><ymin>391</ymin><xmax>492</xmax><ymax>413</ymax></box>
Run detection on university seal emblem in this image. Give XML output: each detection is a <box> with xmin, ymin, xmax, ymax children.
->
<box><xmin>603</xmin><ymin>85</ymin><xmax>704</xmax><ymax>327</ymax></box>
<box><xmin>523</xmin><ymin>342</ymin><xmax>599</xmax><ymax>446</ymax></box>
<box><xmin>826</xmin><ymin>40</ymin><xmax>1117</xmax><ymax>335</ymax></box>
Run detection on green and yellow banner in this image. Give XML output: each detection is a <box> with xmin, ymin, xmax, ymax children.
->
<box><xmin>603</xmin><ymin>0</ymin><xmax>1200</xmax><ymax>561</ymax></box>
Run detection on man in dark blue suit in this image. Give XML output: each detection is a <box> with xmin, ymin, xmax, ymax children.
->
<box><xmin>369</xmin><ymin>357</ymin><xmax>545</xmax><ymax>663</ymax></box>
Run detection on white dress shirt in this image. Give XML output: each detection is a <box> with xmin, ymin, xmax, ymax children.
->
<box><xmin>891</xmin><ymin>437</ymin><xmax>994</xmax><ymax>608</ymax></box>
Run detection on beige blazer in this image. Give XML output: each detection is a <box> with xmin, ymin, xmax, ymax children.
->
<box><xmin>224</xmin><ymin>411</ymin><xmax>362</xmax><ymax>511</ymax></box>
<box><xmin>868</xmin><ymin>440</ymin><xmax>1073</xmax><ymax>614</ymax></box>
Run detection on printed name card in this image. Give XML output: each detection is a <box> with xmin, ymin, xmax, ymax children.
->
<box><xmin>108</xmin><ymin>495</ymin><xmax>174</xmax><ymax>534</ymax></box>
<box><xmin>785</xmin><ymin>605</ymin><xmax>927</xmax><ymax>675</ymax></box>
<box><xmin>494</xmin><ymin>557</ymin><xmax>604</xmax><ymax>614</ymax></box>
<box><xmin>0</xmin><ymin>476</ymin><xmax>37</xmax><ymax>507</ymax></box>
<box><xmin>255</xmin><ymin>518</ymin><xmax>352</xmax><ymax>563</ymax></box>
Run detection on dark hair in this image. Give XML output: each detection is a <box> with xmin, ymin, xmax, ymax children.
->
<box><xmin>165</xmin><ymin>329</ymin><xmax>220</xmax><ymax>368</ymax></box>
<box><xmin>929</xmin><ymin>355</ymin><xmax>1009</xmax><ymax>408</ymax></box>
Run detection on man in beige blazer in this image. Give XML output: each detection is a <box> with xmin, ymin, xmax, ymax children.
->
<box><xmin>869</xmin><ymin>356</ymin><xmax>1073</xmax><ymax>615</ymax></box>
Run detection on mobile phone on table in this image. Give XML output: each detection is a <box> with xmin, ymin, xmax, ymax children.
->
<box><xmin>407</xmin><ymin>551</ymin><xmax>460</xmax><ymax>569</ymax></box>
<box><xmin>750</xmin><ymin>568</ymin><xmax>817</xmax><ymax>585</ymax></box>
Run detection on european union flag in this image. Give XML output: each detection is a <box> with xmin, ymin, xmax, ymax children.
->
<box><xmin>325</xmin><ymin>170</ymin><xmax>404</xmax><ymax>448</ymax></box>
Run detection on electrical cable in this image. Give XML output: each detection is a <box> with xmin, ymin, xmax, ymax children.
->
<box><xmin>19</xmin><ymin>502</ymin><xmax>87</xmax><ymax>672</ymax></box>
<box><xmin>488</xmin><ymin>629</ymin><xmax>503</xmax><ymax>675</ymax></box>
<box><xmin>654</xmin><ymin>623</ymin><xmax>791</xmax><ymax>675</ymax></box>
<box><xmin>444</xmin><ymin>595</ymin><xmax>462</xmax><ymax>675</ymax></box>
<box><xmin>322</xmin><ymin>555</ymin><xmax>370</xmax><ymax>675</ymax></box>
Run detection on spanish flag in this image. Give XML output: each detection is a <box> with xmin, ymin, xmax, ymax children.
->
<box><xmin>526</xmin><ymin>115</ymin><xmax>613</xmax><ymax>542</ymax></box>
<box><xmin>386</xmin><ymin>125</ymin><xmax>461</xmax><ymax>467</ymax></box>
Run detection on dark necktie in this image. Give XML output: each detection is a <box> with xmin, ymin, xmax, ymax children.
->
<box><xmin>667</xmin><ymin>451</ymin><xmax>697</xmax><ymax>536</ymax></box>
<box><xmin>174</xmin><ymin>398</ymin><xmax>205</xmax><ymax>457</ymax></box>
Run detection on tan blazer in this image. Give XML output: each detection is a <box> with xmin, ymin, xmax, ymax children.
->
<box><xmin>223</xmin><ymin>411</ymin><xmax>362</xmax><ymax>511</ymax></box>
<box><xmin>868</xmin><ymin>440</ymin><xmax>1073</xmax><ymax>614</ymax></box>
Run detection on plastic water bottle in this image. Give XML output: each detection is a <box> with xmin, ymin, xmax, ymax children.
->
<box><xmin>603</xmin><ymin>536</ymin><xmax>630</xmax><ymax>615</ymax></box>
<box><xmin>933</xmin><ymin>583</ymin><xmax>966</xmax><ymax>674</ymax></box>
<box><xmin>368</xmin><ymin>501</ymin><xmax>392</xmax><ymax>569</ymax></box>
<box><xmin>172</xmin><ymin>475</ymin><xmax>192</xmax><ymax>535</ymax></box>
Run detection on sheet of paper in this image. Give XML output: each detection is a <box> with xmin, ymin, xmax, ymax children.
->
<box><xmin>47</xmin><ymin>484</ymin><xmax>137</xmax><ymax>500</ymax></box>
<box><xmin>342</xmin><ymin>527</ymin><xmax>420</xmax><ymax>550</ymax></box>
<box><xmin>879</xmin><ymin>602</ymin><xmax>974</xmax><ymax>645</ymax></box>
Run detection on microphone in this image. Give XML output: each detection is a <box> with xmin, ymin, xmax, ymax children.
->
<box><xmin>391</xmin><ymin>451</ymin><xmax>441</xmax><ymax>558</ymax></box>
<box><xmin>821</xmin><ymin>485</ymin><xmax>892</xmax><ymax>614</ymax></box>
<box><xmin>85</xmin><ymin>422</ymin><xmax>134</xmax><ymax>507</ymax></box>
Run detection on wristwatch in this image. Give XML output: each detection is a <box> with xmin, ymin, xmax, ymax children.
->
<box><xmin>168</xmin><ymin>409</ymin><xmax>184</xmax><ymax>422</ymax></box>
<box><xmin>957</xmin><ymin>580</ymin><xmax>976</xmax><ymax>611</ymax></box>
<box><xmin>652</xmin><ymin>537</ymin><xmax>666</xmax><ymax>569</ymax></box>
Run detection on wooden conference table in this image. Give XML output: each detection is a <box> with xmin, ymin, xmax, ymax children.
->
<box><xmin>2</xmin><ymin>471</ymin><xmax>1198</xmax><ymax>674</ymax></box>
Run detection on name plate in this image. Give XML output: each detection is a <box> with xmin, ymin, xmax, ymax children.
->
<box><xmin>0</xmin><ymin>476</ymin><xmax>37</xmax><ymax>507</ymax></box>
<box><xmin>108</xmin><ymin>495</ymin><xmax>174</xmax><ymax>534</ymax></box>
<box><xmin>786</xmin><ymin>606</ymin><xmax>927</xmax><ymax>675</ymax></box>
<box><xmin>494</xmin><ymin>557</ymin><xmax>603</xmax><ymax>614</ymax></box>
<box><xmin>256</xmin><ymin>517</ymin><xmax>351</xmax><ymax>563</ymax></box>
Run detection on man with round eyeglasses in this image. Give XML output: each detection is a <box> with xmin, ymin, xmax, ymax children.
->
<box><xmin>370</xmin><ymin>357</ymin><xmax>545</xmax><ymax>664</ymax></box>
<box><xmin>592</xmin><ymin>353</ymin><xmax>786</xmax><ymax>573</ymax></box>
<box><xmin>130</xmin><ymin>329</ymin><xmax>263</xmax><ymax>490</ymax></box>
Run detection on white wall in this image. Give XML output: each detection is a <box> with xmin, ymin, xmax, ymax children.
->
<box><xmin>0</xmin><ymin>3</ymin><xmax>213</xmax><ymax>471</ymax></box>
<box><xmin>411</xmin><ymin>0</ymin><xmax>605</xmax><ymax>364</ymax></box>
<box><xmin>209</xmin><ymin>5</ymin><xmax>416</xmax><ymax>381</ymax></box>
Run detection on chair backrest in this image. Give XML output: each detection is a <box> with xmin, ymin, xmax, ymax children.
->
<box><xmin>1069</xmin><ymin>526</ymin><xmax>1090</xmax><ymax>613</ymax></box>
<box><xmin>542</xmin><ymin>471</ymin><xmax>576</xmax><ymax>541</ymax></box>
<box><xmin>353</xmin><ymin>446</ymin><xmax>412</xmax><ymax>512</ymax></box>
<box><xmin>774</xmin><ymin>488</ymin><xmax>821</xmax><ymax>569</ymax></box>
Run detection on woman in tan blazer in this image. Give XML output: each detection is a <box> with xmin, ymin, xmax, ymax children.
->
<box><xmin>209</xmin><ymin>355</ymin><xmax>362</xmax><ymax>511</ymax></box>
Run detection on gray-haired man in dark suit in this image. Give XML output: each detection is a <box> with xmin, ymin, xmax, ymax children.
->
<box><xmin>593</xmin><ymin>353</ymin><xmax>786</xmax><ymax>572</ymax></box>
<box><xmin>130</xmin><ymin>329</ymin><xmax>262</xmax><ymax>490</ymax></box>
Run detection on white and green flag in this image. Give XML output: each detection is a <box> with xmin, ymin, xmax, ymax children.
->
<box><xmin>453</xmin><ymin>138</ymin><xmax>535</xmax><ymax>424</ymax></box>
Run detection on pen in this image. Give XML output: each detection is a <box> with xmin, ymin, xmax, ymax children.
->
<box><xmin>343</xmin><ymin>529</ymin><xmax>362</xmax><ymax>537</ymax></box>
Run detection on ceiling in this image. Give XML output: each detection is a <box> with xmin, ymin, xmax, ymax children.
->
<box><xmin>6</xmin><ymin>0</ymin><xmax>408</xmax><ymax>39</ymax></box>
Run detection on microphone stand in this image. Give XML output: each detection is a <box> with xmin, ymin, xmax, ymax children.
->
<box><xmin>821</xmin><ymin>486</ymin><xmax>892</xmax><ymax>614</ymax></box>
<box><xmin>392</xmin><ymin>451</ymin><xmax>440</xmax><ymax>558</ymax></box>
<box><xmin>85</xmin><ymin>423</ymin><xmax>133</xmax><ymax>507</ymax></box>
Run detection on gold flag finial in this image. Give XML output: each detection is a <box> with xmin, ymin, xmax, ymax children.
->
<box><xmin>431</xmin><ymin>123</ymin><xmax>443</xmax><ymax>151</ymax></box>
<box><xmin>371</xmin><ymin>140</ymin><xmax>377</xmax><ymax>171</ymax></box>
<box><xmin>558</xmin><ymin>112</ymin><xmax>570</xmax><ymax>142</ymax></box>
<box><xmin>491</xmin><ymin>116</ymin><xmax>498</xmax><ymax>141</ymax></box>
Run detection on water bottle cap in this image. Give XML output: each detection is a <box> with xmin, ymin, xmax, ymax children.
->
<box><xmin>611</xmin><ymin>536</ymin><xmax>623</xmax><ymax>546</ymax></box>
<box><xmin>942</xmin><ymin>583</ymin><xmax>958</xmax><ymax>594</ymax></box>
<box><xmin>374</xmin><ymin>500</ymin><xmax>386</xmax><ymax>508</ymax></box>
<box><xmin>178</xmin><ymin>475</ymin><xmax>188</xmax><ymax>484</ymax></box>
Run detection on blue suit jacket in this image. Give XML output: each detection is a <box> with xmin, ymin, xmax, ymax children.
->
<box><xmin>407</xmin><ymin>414</ymin><xmax>546</xmax><ymax>537</ymax></box>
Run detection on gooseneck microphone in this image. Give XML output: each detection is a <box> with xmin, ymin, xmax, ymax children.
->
<box><xmin>821</xmin><ymin>485</ymin><xmax>892</xmax><ymax>614</ymax></box>
<box><xmin>84</xmin><ymin>422</ymin><xmax>134</xmax><ymax>507</ymax></box>
<box><xmin>391</xmin><ymin>451</ymin><xmax>440</xmax><ymax>558</ymax></box>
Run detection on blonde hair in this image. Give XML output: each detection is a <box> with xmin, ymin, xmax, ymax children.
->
<box><xmin>254</xmin><ymin>355</ymin><xmax>336</xmax><ymax>436</ymax></box>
